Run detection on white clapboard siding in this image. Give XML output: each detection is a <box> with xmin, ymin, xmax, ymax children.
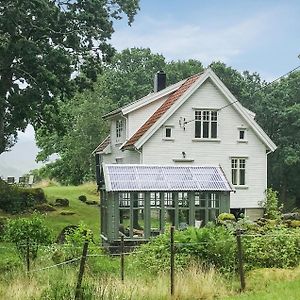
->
<box><xmin>141</xmin><ymin>79</ymin><xmax>267</xmax><ymax>209</ymax></box>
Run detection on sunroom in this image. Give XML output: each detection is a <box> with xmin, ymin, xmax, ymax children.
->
<box><xmin>99</xmin><ymin>164</ymin><xmax>233</xmax><ymax>245</ymax></box>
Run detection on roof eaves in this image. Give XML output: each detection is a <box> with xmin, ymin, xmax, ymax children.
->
<box><xmin>102</xmin><ymin>109</ymin><xmax>122</xmax><ymax>120</ymax></box>
<box><xmin>92</xmin><ymin>135</ymin><xmax>111</xmax><ymax>154</ymax></box>
<box><xmin>121</xmin><ymin>78</ymin><xmax>187</xmax><ymax>115</ymax></box>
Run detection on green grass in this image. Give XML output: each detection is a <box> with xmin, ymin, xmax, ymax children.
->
<box><xmin>226</xmin><ymin>278</ymin><xmax>300</xmax><ymax>300</ymax></box>
<box><xmin>42</xmin><ymin>182</ymin><xmax>100</xmax><ymax>239</ymax></box>
<box><xmin>0</xmin><ymin>182</ymin><xmax>100</xmax><ymax>241</ymax></box>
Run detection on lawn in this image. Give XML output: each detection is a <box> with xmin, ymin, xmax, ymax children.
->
<box><xmin>42</xmin><ymin>182</ymin><xmax>100</xmax><ymax>239</ymax></box>
<box><xmin>0</xmin><ymin>182</ymin><xmax>100</xmax><ymax>241</ymax></box>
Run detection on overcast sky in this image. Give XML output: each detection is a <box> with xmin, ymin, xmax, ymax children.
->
<box><xmin>1</xmin><ymin>0</ymin><xmax>299</xmax><ymax>178</ymax></box>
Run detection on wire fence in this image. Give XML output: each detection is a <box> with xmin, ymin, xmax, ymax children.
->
<box><xmin>1</xmin><ymin>229</ymin><xmax>300</xmax><ymax>297</ymax></box>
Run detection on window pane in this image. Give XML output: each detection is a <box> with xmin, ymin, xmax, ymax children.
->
<box><xmin>195</xmin><ymin>121</ymin><xmax>201</xmax><ymax>138</ymax></box>
<box><xmin>211</xmin><ymin>122</ymin><xmax>217</xmax><ymax>138</ymax></box>
<box><xmin>133</xmin><ymin>209</ymin><xmax>144</xmax><ymax>238</ymax></box>
<box><xmin>165</xmin><ymin>127</ymin><xmax>172</xmax><ymax>138</ymax></box>
<box><xmin>119</xmin><ymin>209</ymin><xmax>130</xmax><ymax>237</ymax></box>
<box><xmin>239</xmin><ymin>130</ymin><xmax>245</xmax><ymax>140</ymax></box>
<box><xmin>165</xmin><ymin>209</ymin><xmax>175</xmax><ymax>227</ymax></box>
<box><xmin>203</xmin><ymin>122</ymin><xmax>209</xmax><ymax>138</ymax></box>
<box><xmin>179</xmin><ymin>210</ymin><xmax>189</xmax><ymax>228</ymax></box>
<box><xmin>195</xmin><ymin>210</ymin><xmax>205</xmax><ymax>227</ymax></box>
<box><xmin>150</xmin><ymin>208</ymin><xmax>161</xmax><ymax>236</ymax></box>
<box><xmin>232</xmin><ymin>169</ymin><xmax>237</xmax><ymax>185</ymax></box>
<box><xmin>240</xmin><ymin>169</ymin><xmax>245</xmax><ymax>185</ymax></box>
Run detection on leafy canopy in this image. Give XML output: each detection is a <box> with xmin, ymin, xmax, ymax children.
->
<box><xmin>0</xmin><ymin>0</ymin><xmax>139</xmax><ymax>153</ymax></box>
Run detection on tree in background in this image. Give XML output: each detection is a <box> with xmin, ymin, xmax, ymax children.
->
<box><xmin>35</xmin><ymin>48</ymin><xmax>204</xmax><ymax>184</ymax></box>
<box><xmin>0</xmin><ymin>0</ymin><xmax>139</xmax><ymax>154</ymax></box>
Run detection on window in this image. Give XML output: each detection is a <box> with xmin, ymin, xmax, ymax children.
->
<box><xmin>231</xmin><ymin>158</ymin><xmax>246</xmax><ymax>185</ymax></box>
<box><xmin>116</xmin><ymin>119</ymin><xmax>124</xmax><ymax>143</ymax></box>
<box><xmin>165</xmin><ymin>127</ymin><xmax>172</xmax><ymax>138</ymax></box>
<box><xmin>239</xmin><ymin>130</ymin><xmax>245</xmax><ymax>140</ymax></box>
<box><xmin>163</xmin><ymin>126</ymin><xmax>173</xmax><ymax>140</ymax></box>
<box><xmin>195</xmin><ymin>110</ymin><xmax>218</xmax><ymax>139</ymax></box>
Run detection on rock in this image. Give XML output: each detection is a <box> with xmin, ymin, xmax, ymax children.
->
<box><xmin>282</xmin><ymin>212</ymin><xmax>300</xmax><ymax>220</ymax></box>
<box><xmin>78</xmin><ymin>195</ymin><xmax>87</xmax><ymax>202</ymax></box>
<box><xmin>60</xmin><ymin>210</ymin><xmax>75</xmax><ymax>216</ymax></box>
<box><xmin>85</xmin><ymin>200</ymin><xmax>98</xmax><ymax>205</ymax></box>
<box><xmin>55</xmin><ymin>198</ymin><xmax>69</xmax><ymax>207</ymax></box>
<box><xmin>34</xmin><ymin>204</ymin><xmax>56</xmax><ymax>212</ymax></box>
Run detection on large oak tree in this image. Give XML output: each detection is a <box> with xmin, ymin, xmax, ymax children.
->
<box><xmin>0</xmin><ymin>0</ymin><xmax>139</xmax><ymax>154</ymax></box>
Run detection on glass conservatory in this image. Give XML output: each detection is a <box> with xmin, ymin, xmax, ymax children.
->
<box><xmin>99</xmin><ymin>164</ymin><xmax>233</xmax><ymax>245</ymax></box>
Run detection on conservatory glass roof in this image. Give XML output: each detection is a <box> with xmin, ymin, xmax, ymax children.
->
<box><xmin>103</xmin><ymin>164</ymin><xmax>233</xmax><ymax>192</ymax></box>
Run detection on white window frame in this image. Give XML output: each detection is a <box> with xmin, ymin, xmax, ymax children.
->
<box><xmin>194</xmin><ymin>110</ymin><xmax>218</xmax><ymax>139</ymax></box>
<box><xmin>231</xmin><ymin>157</ymin><xmax>246</xmax><ymax>186</ymax></box>
<box><xmin>237</xmin><ymin>127</ymin><xmax>248</xmax><ymax>143</ymax></box>
<box><xmin>163</xmin><ymin>125</ymin><xmax>174</xmax><ymax>140</ymax></box>
<box><xmin>116</xmin><ymin>119</ymin><xmax>124</xmax><ymax>143</ymax></box>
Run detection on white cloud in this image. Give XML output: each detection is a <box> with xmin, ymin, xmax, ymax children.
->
<box><xmin>111</xmin><ymin>11</ymin><xmax>275</xmax><ymax>65</ymax></box>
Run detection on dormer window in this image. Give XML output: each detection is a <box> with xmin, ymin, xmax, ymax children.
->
<box><xmin>195</xmin><ymin>110</ymin><xmax>218</xmax><ymax>139</ymax></box>
<box><xmin>116</xmin><ymin>119</ymin><xmax>124</xmax><ymax>143</ymax></box>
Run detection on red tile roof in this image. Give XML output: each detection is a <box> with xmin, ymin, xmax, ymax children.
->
<box><xmin>122</xmin><ymin>74</ymin><xmax>201</xmax><ymax>149</ymax></box>
<box><xmin>93</xmin><ymin>135</ymin><xmax>111</xmax><ymax>154</ymax></box>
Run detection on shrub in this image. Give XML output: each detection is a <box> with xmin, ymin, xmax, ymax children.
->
<box><xmin>0</xmin><ymin>217</ymin><xmax>7</xmax><ymax>241</ymax></box>
<box><xmin>54</xmin><ymin>198</ymin><xmax>69</xmax><ymax>207</ymax></box>
<box><xmin>0</xmin><ymin>179</ymin><xmax>47</xmax><ymax>213</ymax></box>
<box><xmin>5</xmin><ymin>213</ymin><xmax>52</xmax><ymax>263</ymax></box>
<box><xmin>218</xmin><ymin>213</ymin><xmax>236</xmax><ymax>222</ymax></box>
<box><xmin>261</xmin><ymin>188</ymin><xmax>282</xmax><ymax>220</ymax></box>
<box><xmin>78</xmin><ymin>195</ymin><xmax>87</xmax><ymax>202</ymax></box>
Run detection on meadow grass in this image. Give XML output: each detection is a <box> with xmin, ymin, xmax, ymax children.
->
<box><xmin>42</xmin><ymin>182</ymin><xmax>100</xmax><ymax>238</ymax></box>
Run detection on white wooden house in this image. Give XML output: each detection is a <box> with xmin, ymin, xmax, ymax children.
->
<box><xmin>95</xmin><ymin>68</ymin><xmax>276</xmax><ymax>227</ymax></box>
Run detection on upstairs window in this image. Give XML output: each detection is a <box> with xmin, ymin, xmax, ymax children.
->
<box><xmin>231</xmin><ymin>158</ymin><xmax>246</xmax><ymax>186</ymax></box>
<box><xmin>116</xmin><ymin>119</ymin><xmax>124</xmax><ymax>143</ymax></box>
<box><xmin>195</xmin><ymin>110</ymin><xmax>218</xmax><ymax>139</ymax></box>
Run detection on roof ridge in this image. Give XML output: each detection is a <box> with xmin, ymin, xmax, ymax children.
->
<box><xmin>122</xmin><ymin>73</ymin><xmax>201</xmax><ymax>149</ymax></box>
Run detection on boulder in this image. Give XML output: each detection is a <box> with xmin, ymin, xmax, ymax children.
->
<box><xmin>54</xmin><ymin>198</ymin><xmax>69</xmax><ymax>207</ymax></box>
<box><xmin>85</xmin><ymin>200</ymin><xmax>98</xmax><ymax>205</ymax></box>
<box><xmin>60</xmin><ymin>210</ymin><xmax>75</xmax><ymax>216</ymax></box>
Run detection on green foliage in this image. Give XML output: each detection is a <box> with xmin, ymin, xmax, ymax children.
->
<box><xmin>0</xmin><ymin>179</ymin><xmax>46</xmax><ymax>213</ymax></box>
<box><xmin>0</xmin><ymin>0</ymin><xmax>140</xmax><ymax>154</ymax></box>
<box><xmin>217</xmin><ymin>213</ymin><xmax>236</xmax><ymax>222</ymax></box>
<box><xmin>262</xmin><ymin>188</ymin><xmax>282</xmax><ymax>220</ymax></box>
<box><xmin>130</xmin><ymin>225</ymin><xmax>300</xmax><ymax>275</ymax></box>
<box><xmin>5</xmin><ymin>213</ymin><xmax>52</xmax><ymax>261</ymax></box>
<box><xmin>131</xmin><ymin>226</ymin><xmax>237</xmax><ymax>274</ymax></box>
<box><xmin>36</xmin><ymin>48</ymin><xmax>204</xmax><ymax>184</ymax></box>
<box><xmin>243</xmin><ymin>227</ymin><xmax>300</xmax><ymax>270</ymax></box>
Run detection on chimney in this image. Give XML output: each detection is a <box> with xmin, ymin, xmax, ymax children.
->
<box><xmin>154</xmin><ymin>71</ymin><xmax>166</xmax><ymax>92</ymax></box>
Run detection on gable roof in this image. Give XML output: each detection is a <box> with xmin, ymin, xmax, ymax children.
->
<box><xmin>103</xmin><ymin>164</ymin><xmax>233</xmax><ymax>192</ymax></box>
<box><xmin>92</xmin><ymin>135</ymin><xmax>111</xmax><ymax>154</ymax></box>
<box><xmin>122</xmin><ymin>68</ymin><xmax>277</xmax><ymax>152</ymax></box>
<box><xmin>122</xmin><ymin>73</ymin><xmax>201</xmax><ymax>149</ymax></box>
<box><xmin>102</xmin><ymin>77</ymin><xmax>188</xmax><ymax>120</ymax></box>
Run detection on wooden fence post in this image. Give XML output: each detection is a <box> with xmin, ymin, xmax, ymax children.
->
<box><xmin>75</xmin><ymin>238</ymin><xmax>89</xmax><ymax>300</ymax></box>
<box><xmin>236</xmin><ymin>229</ymin><xmax>246</xmax><ymax>292</ymax></box>
<box><xmin>170</xmin><ymin>226</ymin><xmax>175</xmax><ymax>297</ymax></box>
<box><xmin>120</xmin><ymin>235</ymin><xmax>125</xmax><ymax>282</ymax></box>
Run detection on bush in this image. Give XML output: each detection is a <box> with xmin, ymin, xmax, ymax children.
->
<box><xmin>0</xmin><ymin>179</ymin><xmax>47</xmax><ymax>213</ymax></box>
<box><xmin>0</xmin><ymin>217</ymin><xmax>7</xmax><ymax>241</ymax></box>
<box><xmin>54</xmin><ymin>198</ymin><xmax>69</xmax><ymax>207</ymax></box>
<box><xmin>261</xmin><ymin>188</ymin><xmax>282</xmax><ymax>220</ymax></box>
<box><xmin>78</xmin><ymin>195</ymin><xmax>87</xmax><ymax>202</ymax></box>
<box><xmin>5</xmin><ymin>213</ymin><xmax>52</xmax><ymax>262</ymax></box>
